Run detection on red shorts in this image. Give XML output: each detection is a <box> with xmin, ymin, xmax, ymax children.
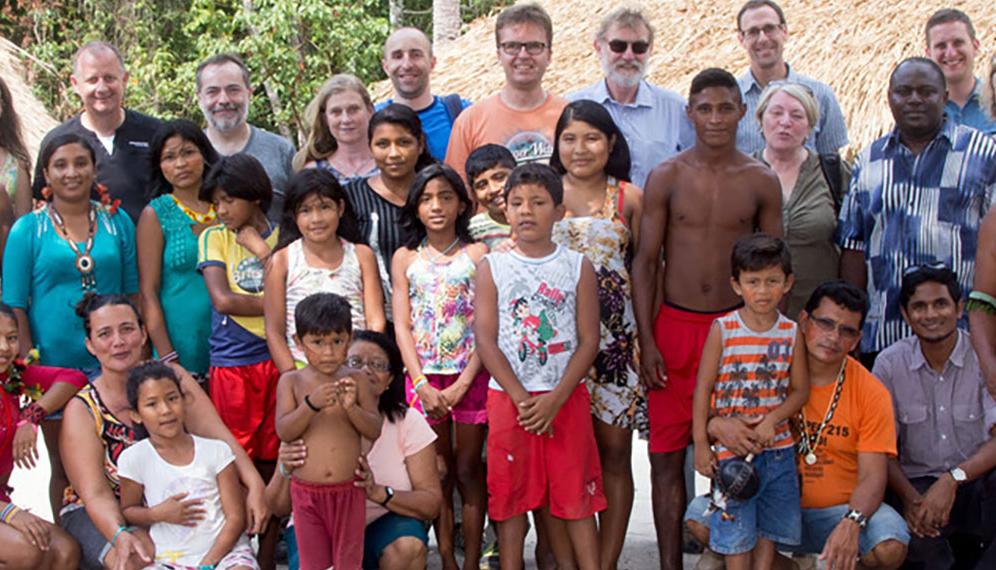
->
<box><xmin>291</xmin><ymin>478</ymin><xmax>365</xmax><ymax>570</ymax></box>
<box><xmin>648</xmin><ymin>304</ymin><xmax>731</xmax><ymax>454</ymax></box>
<box><xmin>405</xmin><ymin>370</ymin><xmax>489</xmax><ymax>426</ymax></box>
<box><xmin>209</xmin><ymin>359</ymin><xmax>280</xmax><ymax>461</ymax></box>
<box><xmin>486</xmin><ymin>385</ymin><xmax>606</xmax><ymax>521</ymax></box>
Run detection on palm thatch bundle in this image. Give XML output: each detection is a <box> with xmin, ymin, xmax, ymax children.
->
<box><xmin>0</xmin><ymin>37</ymin><xmax>58</xmax><ymax>166</ymax></box>
<box><xmin>372</xmin><ymin>0</ymin><xmax>995</xmax><ymax>156</ymax></box>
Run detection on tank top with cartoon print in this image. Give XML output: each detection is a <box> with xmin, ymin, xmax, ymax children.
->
<box><xmin>486</xmin><ymin>245</ymin><xmax>583</xmax><ymax>392</ymax></box>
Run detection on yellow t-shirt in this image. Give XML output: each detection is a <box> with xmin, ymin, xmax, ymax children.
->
<box><xmin>197</xmin><ymin>224</ymin><xmax>279</xmax><ymax>366</ymax></box>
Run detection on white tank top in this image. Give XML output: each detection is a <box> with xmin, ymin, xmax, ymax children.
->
<box><xmin>485</xmin><ymin>245</ymin><xmax>584</xmax><ymax>392</ymax></box>
<box><xmin>285</xmin><ymin>238</ymin><xmax>366</xmax><ymax>362</ymax></box>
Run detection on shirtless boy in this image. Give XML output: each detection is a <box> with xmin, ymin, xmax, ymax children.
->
<box><xmin>275</xmin><ymin>292</ymin><xmax>382</xmax><ymax>570</ymax></box>
<box><xmin>630</xmin><ymin>67</ymin><xmax>783</xmax><ymax>570</ymax></box>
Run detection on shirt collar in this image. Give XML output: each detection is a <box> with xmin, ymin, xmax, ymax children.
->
<box><xmin>595</xmin><ymin>79</ymin><xmax>654</xmax><ymax>108</ymax></box>
<box><xmin>883</xmin><ymin>116</ymin><xmax>956</xmax><ymax>153</ymax></box>
<box><xmin>739</xmin><ymin>63</ymin><xmax>795</xmax><ymax>94</ymax></box>
<box><xmin>909</xmin><ymin>329</ymin><xmax>969</xmax><ymax>372</ymax></box>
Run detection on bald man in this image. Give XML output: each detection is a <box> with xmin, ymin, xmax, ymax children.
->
<box><xmin>376</xmin><ymin>27</ymin><xmax>470</xmax><ymax>160</ymax></box>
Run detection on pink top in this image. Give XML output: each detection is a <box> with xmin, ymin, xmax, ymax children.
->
<box><xmin>364</xmin><ymin>408</ymin><xmax>437</xmax><ymax>523</ymax></box>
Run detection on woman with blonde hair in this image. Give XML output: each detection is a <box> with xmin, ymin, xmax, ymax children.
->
<box><xmin>753</xmin><ymin>81</ymin><xmax>850</xmax><ymax>317</ymax></box>
<box><xmin>293</xmin><ymin>74</ymin><xmax>379</xmax><ymax>184</ymax></box>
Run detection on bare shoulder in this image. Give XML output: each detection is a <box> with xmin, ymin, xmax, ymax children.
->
<box><xmin>644</xmin><ymin>151</ymin><xmax>692</xmax><ymax>200</ymax></box>
<box><xmin>467</xmin><ymin>241</ymin><xmax>489</xmax><ymax>262</ymax></box>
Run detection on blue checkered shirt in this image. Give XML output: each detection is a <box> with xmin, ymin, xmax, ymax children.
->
<box><xmin>836</xmin><ymin>119</ymin><xmax>996</xmax><ymax>352</ymax></box>
<box><xmin>736</xmin><ymin>65</ymin><xmax>849</xmax><ymax>154</ymax></box>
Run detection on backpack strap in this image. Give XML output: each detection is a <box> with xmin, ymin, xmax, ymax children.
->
<box><xmin>442</xmin><ymin>94</ymin><xmax>465</xmax><ymax>125</ymax></box>
<box><xmin>817</xmin><ymin>152</ymin><xmax>845</xmax><ymax>214</ymax></box>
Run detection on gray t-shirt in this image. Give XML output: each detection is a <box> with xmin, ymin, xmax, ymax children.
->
<box><xmin>239</xmin><ymin>125</ymin><xmax>296</xmax><ymax>221</ymax></box>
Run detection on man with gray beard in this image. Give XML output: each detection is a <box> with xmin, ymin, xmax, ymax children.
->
<box><xmin>568</xmin><ymin>7</ymin><xmax>693</xmax><ymax>188</ymax></box>
<box><xmin>196</xmin><ymin>53</ymin><xmax>295</xmax><ymax>221</ymax></box>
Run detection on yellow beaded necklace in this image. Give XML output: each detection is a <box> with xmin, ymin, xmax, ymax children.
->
<box><xmin>170</xmin><ymin>194</ymin><xmax>216</xmax><ymax>224</ymax></box>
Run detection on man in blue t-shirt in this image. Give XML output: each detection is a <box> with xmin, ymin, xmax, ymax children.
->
<box><xmin>376</xmin><ymin>27</ymin><xmax>470</xmax><ymax>160</ymax></box>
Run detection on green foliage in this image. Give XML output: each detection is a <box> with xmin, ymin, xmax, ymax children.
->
<box><xmin>1</xmin><ymin>0</ymin><xmax>508</xmax><ymax>143</ymax></box>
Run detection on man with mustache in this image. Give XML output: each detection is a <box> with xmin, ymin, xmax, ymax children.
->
<box><xmin>567</xmin><ymin>7</ymin><xmax>693</xmax><ymax>189</ymax></box>
<box><xmin>196</xmin><ymin>53</ymin><xmax>295</xmax><ymax>222</ymax></box>
<box><xmin>33</xmin><ymin>41</ymin><xmax>163</xmax><ymax>222</ymax></box>
<box><xmin>733</xmin><ymin>0</ymin><xmax>848</xmax><ymax>155</ymax></box>
<box><xmin>874</xmin><ymin>264</ymin><xmax>996</xmax><ymax>569</ymax></box>
<box><xmin>838</xmin><ymin>57</ymin><xmax>996</xmax><ymax>369</ymax></box>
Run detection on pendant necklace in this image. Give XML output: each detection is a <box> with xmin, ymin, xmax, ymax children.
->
<box><xmin>50</xmin><ymin>203</ymin><xmax>97</xmax><ymax>291</ymax></box>
<box><xmin>797</xmin><ymin>359</ymin><xmax>846</xmax><ymax>466</ymax></box>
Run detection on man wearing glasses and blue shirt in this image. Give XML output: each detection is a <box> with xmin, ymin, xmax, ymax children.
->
<box><xmin>567</xmin><ymin>7</ymin><xmax>694</xmax><ymax>189</ymax></box>
<box><xmin>838</xmin><ymin>57</ymin><xmax>996</xmax><ymax>369</ymax></box>
<box><xmin>734</xmin><ymin>0</ymin><xmax>849</xmax><ymax>155</ymax></box>
<box><xmin>444</xmin><ymin>3</ymin><xmax>567</xmax><ymax>181</ymax></box>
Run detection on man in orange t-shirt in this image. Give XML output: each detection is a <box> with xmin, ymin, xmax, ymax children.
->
<box><xmin>443</xmin><ymin>3</ymin><xmax>567</xmax><ymax>181</ymax></box>
<box><xmin>686</xmin><ymin>281</ymin><xmax>910</xmax><ymax>569</ymax></box>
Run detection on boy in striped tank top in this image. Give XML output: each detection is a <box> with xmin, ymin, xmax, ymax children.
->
<box><xmin>692</xmin><ymin>234</ymin><xmax>809</xmax><ymax>569</ymax></box>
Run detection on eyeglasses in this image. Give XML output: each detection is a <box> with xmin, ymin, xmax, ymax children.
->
<box><xmin>607</xmin><ymin>40</ymin><xmax>650</xmax><ymax>55</ymax></box>
<box><xmin>808</xmin><ymin>315</ymin><xmax>862</xmax><ymax>340</ymax></box>
<box><xmin>498</xmin><ymin>41</ymin><xmax>547</xmax><ymax>56</ymax></box>
<box><xmin>346</xmin><ymin>356</ymin><xmax>390</xmax><ymax>373</ymax></box>
<box><xmin>902</xmin><ymin>261</ymin><xmax>949</xmax><ymax>277</ymax></box>
<box><xmin>740</xmin><ymin>23</ymin><xmax>784</xmax><ymax>41</ymax></box>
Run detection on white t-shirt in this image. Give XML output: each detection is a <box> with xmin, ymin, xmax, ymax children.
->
<box><xmin>365</xmin><ymin>408</ymin><xmax>437</xmax><ymax>523</ymax></box>
<box><xmin>117</xmin><ymin>435</ymin><xmax>244</xmax><ymax>567</ymax></box>
<box><xmin>485</xmin><ymin>245</ymin><xmax>583</xmax><ymax>392</ymax></box>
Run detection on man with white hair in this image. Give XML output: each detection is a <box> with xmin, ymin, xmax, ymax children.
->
<box><xmin>196</xmin><ymin>53</ymin><xmax>295</xmax><ymax>221</ymax></box>
<box><xmin>568</xmin><ymin>7</ymin><xmax>693</xmax><ymax>188</ymax></box>
<box><xmin>34</xmin><ymin>40</ymin><xmax>163</xmax><ymax>222</ymax></box>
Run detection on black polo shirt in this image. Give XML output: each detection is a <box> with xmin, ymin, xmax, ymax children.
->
<box><xmin>33</xmin><ymin>109</ymin><xmax>163</xmax><ymax>222</ymax></box>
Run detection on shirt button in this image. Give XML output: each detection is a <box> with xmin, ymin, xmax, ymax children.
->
<box><xmin>940</xmin><ymin>406</ymin><xmax>945</xmax><ymax>412</ymax></box>
<box><xmin>941</xmin><ymin>434</ymin><xmax>947</xmax><ymax>439</ymax></box>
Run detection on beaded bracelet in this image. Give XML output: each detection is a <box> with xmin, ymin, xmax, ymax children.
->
<box><xmin>111</xmin><ymin>525</ymin><xmax>137</xmax><ymax>546</ymax></box>
<box><xmin>19</xmin><ymin>402</ymin><xmax>46</xmax><ymax>426</ymax></box>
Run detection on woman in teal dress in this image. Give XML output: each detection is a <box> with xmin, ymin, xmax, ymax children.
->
<box><xmin>136</xmin><ymin>120</ymin><xmax>219</xmax><ymax>376</ymax></box>
<box><xmin>1</xmin><ymin>132</ymin><xmax>138</xmax><ymax>517</ymax></box>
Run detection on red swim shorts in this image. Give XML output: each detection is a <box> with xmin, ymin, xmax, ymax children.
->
<box><xmin>647</xmin><ymin>304</ymin><xmax>732</xmax><ymax>454</ymax></box>
<box><xmin>209</xmin><ymin>359</ymin><xmax>280</xmax><ymax>461</ymax></box>
<box><xmin>486</xmin><ymin>385</ymin><xmax>606</xmax><ymax>521</ymax></box>
<box><xmin>291</xmin><ymin>477</ymin><xmax>366</xmax><ymax>570</ymax></box>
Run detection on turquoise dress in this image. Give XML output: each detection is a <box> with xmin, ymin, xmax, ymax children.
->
<box><xmin>149</xmin><ymin>195</ymin><xmax>212</xmax><ymax>375</ymax></box>
<box><xmin>2</xmin><ymin>201</ymin><xmax>138</xmax><ymax>369</ymax></box>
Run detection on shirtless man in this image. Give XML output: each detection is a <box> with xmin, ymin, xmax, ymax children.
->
<box><xmin>631</xmin><ymin>67</ymin><xmax>783</xmax><ymax>570</ymax></box>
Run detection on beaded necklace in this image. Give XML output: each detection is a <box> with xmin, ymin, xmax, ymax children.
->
<box><xmin>797</xmin><ymin>359</ymin><xmax>847</xmax><ymax>466</ymax></box>
<box><xmin>49</xmin><ymin>202</ymin><xmax>97</xmax><ymax>290</ymax></box>
<box><xmin>169</xmin><ymin>194</ymin><xmax>216</xmax><ymax>225</ymax></box>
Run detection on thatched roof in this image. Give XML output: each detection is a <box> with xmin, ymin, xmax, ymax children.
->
<box><xmin>373</xmin><ymin>0</ymin><xmax>995</xmax><ymax>155</ymax></box>
<box><xmin>0</xmin><ymin>36</ymin><xmax>58</xmax><ymax>166</ymax></box>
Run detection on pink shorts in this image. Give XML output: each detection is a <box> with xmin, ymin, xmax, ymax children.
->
<box><xmin>291</xmin><ymin>478</ymin><xmax>366</xmax><ymax>570</ymax></box>
<box><xmin>405</xmin><ymin>370</ymin><xmax>489</xmax><ymax>425</ymax></box>
<box><xmin>486</xmin><ymin>385</ymin><xmax>606</xmax><ymax>521</ymax></box>
<box><xmin>648</xmin><ymin>304</ymin><xmax>732</xmax><ymax>454</ymax></box>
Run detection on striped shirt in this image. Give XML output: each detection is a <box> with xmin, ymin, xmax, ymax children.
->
<box><xmin>736</xmin><ymin>65</ymin><xmax>849</xmax><ymax>154</ymax></box>
<box><xmin>712</xmin><ymin>311</ymin><xmax>797</xmax><ymax>460</ymax></box>
<box><xmin>345</xmin><ymin>178</ymin><xmax>410</xmax><ymax>317</ymax></box>
<box><xmin>836</xmin><ymin>120</ymin><xmax>996</xmax><ymax>353</ymax></box>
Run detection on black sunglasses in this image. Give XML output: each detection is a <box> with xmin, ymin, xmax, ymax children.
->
<box><xmin>607</xmin><ymin>40</ymin><xmax>650</xmax><ymax>55</ymax></box>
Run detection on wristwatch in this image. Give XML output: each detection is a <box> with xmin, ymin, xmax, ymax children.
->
<box><xmin>843</xmin><ymin>509</ymin><xmax>868</xmax><ymax>529</ymax></box>
<box><xmin>949</xmin><ymin>466</ymin><xmax>968</xmax><ymax>484</ymax></box>
<box><xmin>379</xmin><ymin>486</ymin><xmax>395</xmax><ymax>507</ymax></box>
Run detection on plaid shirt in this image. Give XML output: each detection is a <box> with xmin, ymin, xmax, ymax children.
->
<box><xmin>836</xmin><ymin>119</ymin><xmax>996</xmax><ymax>353</ymax></box>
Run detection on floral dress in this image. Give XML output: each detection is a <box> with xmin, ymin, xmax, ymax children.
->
<box><xmin>553</xmin><ymin>178</ymin><xmax>646</xmax><ymax>435</ymax></box>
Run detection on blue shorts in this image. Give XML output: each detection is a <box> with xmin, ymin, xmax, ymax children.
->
<box><xmin>686</xmin><ymin>496</ymin><xmax>911</xmax><ymax>557</ymax></box>
<box><xmin>708</xmin><ymin>448</ymin><xmax>801</xmax><ymax>554</ymax></box>
<box><xmin>363</xmin><ymin>512</ymin><xmax>429</xmax><ymax>569</ymax></box>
